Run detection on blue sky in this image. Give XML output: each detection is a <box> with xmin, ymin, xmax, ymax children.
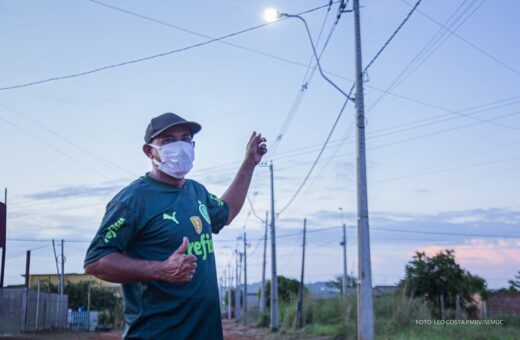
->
<box><xmin>1</xmin><ymin>0</ymin><xmax>519</xmax><ymax>289</ymax></box>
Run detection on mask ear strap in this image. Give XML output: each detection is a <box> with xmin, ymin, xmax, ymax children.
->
<box><xmin>148</xmin><ymin>144</ymin><xmax>161</xmax><ymax>164</ymax></box>
<box><xmin>151</xmin><ymin>157</ymin><xmax>161</xmax><ymax>167</ymax></box>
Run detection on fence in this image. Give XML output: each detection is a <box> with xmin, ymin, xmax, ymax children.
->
<box><xmin>0</xmin><ymin>287</ymin><xmax>68</xmax><ymax>334</ymax></box>
<box><xmin>68</xmin><ymin>311</ymin><xmax>99</xmax><ymax>332</ymax></box>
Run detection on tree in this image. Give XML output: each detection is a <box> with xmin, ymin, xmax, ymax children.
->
<box><xmin>36</xmin><ymin>280</ymin><xmax>59</xmax><ymax>293</ymax></box>
<box><xmin>399</xmin><ymin>249</ymin><xmax>487</xmax><ymax>317</ymax></box>
<box><xmin>325</xmin><ymin>274</ymin><xmax>358</xmax><ymax>292</ymax></box>
<box><xmin>261</xmin><ymin>276</ymin><xmax>301</xmax><ymax>307</ymax></box>
<box><xmin>508</xmin><ymin>271</ymin><xmax>520</xmax><ymax>291</ymax></box>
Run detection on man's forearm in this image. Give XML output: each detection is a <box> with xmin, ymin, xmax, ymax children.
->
<box><xmin>85</xmin><ymin>252</ymin><xmax>161</xmax><ymax>284</ymax></box>
<box><xmin>221</xmin><ymin>160</ymin><xmax>255</xmax><ymax>224</ymax></box>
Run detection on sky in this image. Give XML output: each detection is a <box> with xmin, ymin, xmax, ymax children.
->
<box><xmin>1</xmin><ymin>0</ymin><xmax>519</xmax><ymax>290</ymax></box>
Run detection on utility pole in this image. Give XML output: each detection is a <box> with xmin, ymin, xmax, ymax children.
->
<box><xmin>341</xmin><ymin>223</ymin><xmax>348</xmax><ymax>294</ymax></box>
<box><xmin>23</xmin><ymin>250</ymin><xmax>31</xmax><ymax>331</ymax></box>
<box><xmin>235</xmin><ymin>249</ymin><xmax>242</xmax><ymax>321</ymax></box>
<box><xmin>269</xmin><ymin>162</ymin><xmax>279</xmax><ymax>331</ymax></box>
<box><xmin>24</xmin><ymin>250</ymin><xmax>31</xmax><ymax>288</ymax></box>
<box><xmin>296</xmin><ymin>218</ymin><xmax>307</xmax><ymax>329</ymax></box>
<box><xmin>259</xmin><ymin>211</ymin><xmax>268</xmax><ymax>316</ymax></box>
<box><xmin>353</xmin><ymin>0</ymin><xmax>375</xmax><ymax>338</ymax></box>
<box><xmin>60</xmin><ymin>239</ymin><xmax>65</xmax><ymax>295</ymax></box>
<box><xmin>227</xmin><ymin>263</ymin><xmax>232</xmax><ymax>319</ymax></box>
<box><xmin>52</xmin><ymin>239</ymin><xmax>60</xmax><ymax>292</ymax></box>
<box><xmin>234</xmin><ymin>250</ymin><xmax>239</xmax><ymax>321</ymax></box>
<box><xmin>243</xmin><ymin>232</ymin><xmax>248</xmax><ymax>325</ymax></box>
<box><xmin>87</xmin><ymin>276</ymin><xmax>92</xmax><ymax>312</ymax></box>
<box><xmin>0</xmin><ymin>188</ymin><xmax>7</xmax><ymax>288</ymax></box>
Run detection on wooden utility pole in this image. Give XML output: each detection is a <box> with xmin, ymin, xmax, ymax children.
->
<box><xmin>0</xmin><ymin>188</ymin><xmax>7</xmax><ymax>288</ymax></box>
<box><xmin>24</xmin><ymin>250</ymin><xmax>31</xmax><ymax>288</ymax></box>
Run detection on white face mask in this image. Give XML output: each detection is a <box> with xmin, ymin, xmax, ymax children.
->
<box><xmin>150</xmin><ymin>141</ymin><xmax>195</xmax><ymax>179</ymax></box>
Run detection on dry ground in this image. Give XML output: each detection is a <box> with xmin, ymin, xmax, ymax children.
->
<box><xmin>0</xmin><ymin>320</ymin><xmax>329</xmax><ymax>340</ymax></box>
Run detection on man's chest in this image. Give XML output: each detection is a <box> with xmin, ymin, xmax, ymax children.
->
<box><xmin>130</xmin><ymin>191</ymin><xmax>214</xmax><ymax>260</ymax></box>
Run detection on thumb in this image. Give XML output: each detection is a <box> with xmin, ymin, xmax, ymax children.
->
<box><xmin>174</xmin><ymin>237</ymin><xmax>189</xmax><ymax>255</ymax></box>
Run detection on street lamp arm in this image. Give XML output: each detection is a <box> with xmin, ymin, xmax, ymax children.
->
<box><xmin>283</xmin><ymin>14</ymin><xmax>353</xmax><ymax>101</ymax></box>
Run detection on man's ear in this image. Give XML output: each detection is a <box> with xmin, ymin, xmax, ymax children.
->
<box><xmin>192</xmin><ymin>141</ymin><xmax>196</xmax><ymax>148</ymax></box>
<box><xmin>142</xmin><ymin>144</ymin><xmax>153</xmax><ymax>159</ymax></box>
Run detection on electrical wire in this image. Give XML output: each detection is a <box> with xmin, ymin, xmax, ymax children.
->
<box><xmin>363</xmin><ymin>0</ymin><xmax>423</xmax><ymax>74</ymax></box>
<box><xmin>366</xmin><ymin>0</ymin><xmax>484</xmax><ymax>113</ymax></box>
<box><xmin>85</xmin><ymin>0</ymin><xmax>343</xmax><ymax>79</ymax></box>
<box><xmin>400</xmin><ymin>0</ymin><xmax>520</xmax><ymax>78</ymax></box>
<box><xmin>0</xmin><ymin>114</ymin><xmax>112</xmax><ymax>180</ymax></box>
<box><xmin>277</xmin><ymin>94</ymin><xmax>353</xmax><ymax>214</ymax></box>
<box><xmin>5</xmin><ymin>244</ymin><xmax>51</xmax><ymax>260</ymax></box>
<box><xmin>7</xmin><ymin>222</ymin><xmax>520</xmax><ymax>249</ymax></box>
<box><xmin>0</xmin><ymin>101</ymin><xmax>138</xmax><ymax>178</ymax></box>
<box><xmin>0</xmin><ymin>3</ymin><xmax>334</xmax><ymax>92</ymax></box>
<box><xmin>277</xmin><ymin>0</ymin><xmax>423</xmax><ymax>214</ymax></box>
<box><xmin>246</xmin><ymin>5</ymin><xmax>342</xmax><ymax>222</ymax></box>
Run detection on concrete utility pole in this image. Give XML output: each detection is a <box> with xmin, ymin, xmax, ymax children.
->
<box><xmin>341</xmin><ymin>223</ymin><xmax>348</xmax><ymax>294</ymax></box>
<box><xmin>296</xmin><ymin>218</ymin><xmax>307</xmax><ymax>329</ymax></box>
<box><xmin>242</xmin><ymin>232</ymin><xmax>248</xmax><ymax>325</ymax></box>
<box><xmin>269</xmin><ymin>162</ymin><xmax>279</xmax><ymax>331</ymax></box>
<box><xmin>234</xmin><ymin>250</ymin><xmax>241</xmax><ymax>321</ymax></box>
<box><xmin>259</xmin><ymin>211</ymin><xmax>268</xmax><ymax>316</ymax></box>
<box><xmin>227</xmin><ymin>263</ymin><xmax>232</xmax><ymax>319</ymax></box>
<box><xmin>60</xmin><ymin>239</ymin><xmax>65</xmax><ymax>295</ymax></box>
<box><xmin>353</xmin><ymin>0</ymin><xmax>375</xmax><ymax>338</ymax></box>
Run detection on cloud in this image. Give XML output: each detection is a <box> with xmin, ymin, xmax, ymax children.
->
<box><xmin>418</xmin><ymin>238</ymin><xmax>520</xmax><ymax>273</ymax></box>
<box><xmin>25</xmin><ymin>183</ymin><xmax>124</xmax><ymax>200</ymax></box>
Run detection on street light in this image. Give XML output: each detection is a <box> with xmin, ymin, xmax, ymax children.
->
<box><xmin>263</xmin><ymin>8</ymin><xmax>280</xmax><ymax>23</ymax></box>
<box><xmin>262</xmin><ymin>8</ymin><xmax>352</xmax><ymax>100</ymax></box>
<box><xmin>263</xmin><ymin>4</ymin><xmax>375</xmax><ymax>339</ymax></box>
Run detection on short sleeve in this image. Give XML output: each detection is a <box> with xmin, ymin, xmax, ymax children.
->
<box><xmin>84</xmin><ymin>200</ymin><xmax>137</xmax><ymax>266</ymax></box>
<box><xmin>206</xmin><ymin>191</ymin><xmax>229</xmax><ymax>234</ymax></box>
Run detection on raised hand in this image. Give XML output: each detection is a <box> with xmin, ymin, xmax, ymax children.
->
<box><xmin>155</xmin><ymin>237</ymin><xmax>197</xmax><ymax>283</ymax></box>
<box><xmin>245</xmin><ymin>131</ymin><xmax>267</xmax><ymax>166</ymax></box>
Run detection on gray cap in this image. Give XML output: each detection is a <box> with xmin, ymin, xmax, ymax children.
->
<box><xmin>144</xmin><ymin>112</ymin><xmax>201</xmax><ymax>143</ymax></box>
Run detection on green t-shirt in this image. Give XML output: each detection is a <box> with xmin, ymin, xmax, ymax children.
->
<box><xmin>84</xmin><ymin>174</ymin><xmax>229</xmax><ymax>340</ymax></box>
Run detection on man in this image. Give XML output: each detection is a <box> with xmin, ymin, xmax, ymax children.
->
<box><xmin>84</xmin><ymin>112</ymin><xmax>267</xmax><ymax>339</ymax></box>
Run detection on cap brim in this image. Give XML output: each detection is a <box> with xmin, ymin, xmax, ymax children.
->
<box><xmin>150</xmin><ymin>121</ymin><xmax>202</xmax><ymax>140</ymax></box>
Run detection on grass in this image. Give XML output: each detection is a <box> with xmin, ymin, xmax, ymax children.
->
<box><xmin>258</xmin><ymin>293</ymin><xmax>520</xmax><ymax>339</ymax></box>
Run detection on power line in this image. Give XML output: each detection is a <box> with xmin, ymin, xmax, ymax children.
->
<box><xmin>269</xmin><ymin>6</ymin><xmax>339</xmax><ymax>157</ymax></box>
<box><xmin>367</xmin><ymin>0</ymin><xmax>484</xmax><ymax>113</ymax></box>
<box><xmin>277</xmin><ymin>95</ymin><xmax>353</xmax><ymax>214</ymax></box>
<box><xmin>277</xmin><ymin>0</ymin><xmax>424</xmax><ymax>214</ymax></box>
<box><xmin>0</xmin><ymin>101</ymin><xmax>138</xmax><ymax>178</ymax></box>
<box><xmin>363</xmin><ymin>0</ymin><xmax>423</xmax><ymax>73</ymax></box>
<box><xmin>7</xmin><ymin>223</ymin><xmax>520</xmax><ymax>250</ymax></box>
<box><xmin>0</xmin><ymin>3</ymin><xmax>333</xmax><ymax>92</ymax></box>
<box><xmin>389</xmin><ymin>0</ymin><xmax>485</xmax><ymax>91</ymax></box>
<box><xmin>6</xmin><ymin>245</ymin><xmax>51</xmax><ymax>260</ymax></box>
<box><xmin>85</xmin><ymin>0</ymin><xmax>342</xmax><ymax>78</ymax></box>
<box><xmin>0</xmin><ymin>114</ymin><xmax>111</xmax><ymax>180</ymax></box>
<box><xmin>400</xmin><ymin>0</ymin><xmax>520</xmax><ymax>78</ymax></box>
<box><xmin>277</xmin><ymin>109</ymin><xmax>520</xmax><ymax>173</ymax></box>
<box><xmin>246</xmin><ymin>4</ymin><xmax>341</xmax><ymax>219</ymax></box>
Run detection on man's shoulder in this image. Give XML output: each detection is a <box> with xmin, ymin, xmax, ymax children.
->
<box><xmin>185</xmin><ymin>178</ymin><xmax>210</xmax><ymax>195</ymax></box>
<box><xmin>109</xmin><ymin>177</ymin><xmax>149</xmax><ymax>206</ymax></box>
